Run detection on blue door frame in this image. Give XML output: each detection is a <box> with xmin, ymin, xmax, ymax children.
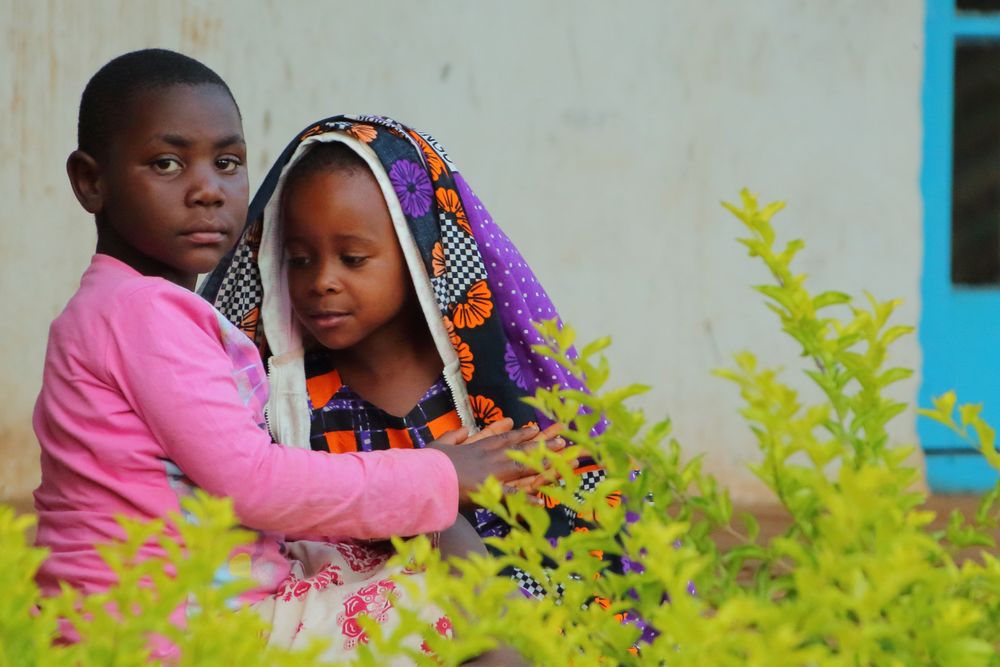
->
<box><xmin>921</xmin><ymin>0</ymin><xmax>1000</xmax><ymax>491</ymax></box>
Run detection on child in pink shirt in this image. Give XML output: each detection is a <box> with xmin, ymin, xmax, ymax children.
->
<box><xmin>33</xmin><ymin>49</ymin><xmax>548</xmax><ymax>661</ymax></box>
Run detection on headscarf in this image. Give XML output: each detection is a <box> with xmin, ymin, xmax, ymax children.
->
<box><xmin>200</xmin><ymin>114</ymin><xmax>604</xmax><ymax>551</ymax></box>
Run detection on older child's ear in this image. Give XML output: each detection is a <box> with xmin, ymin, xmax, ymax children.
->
<box><xmin>66</xmin><ymin>150</ymin><xmax>104</xmax><ymax>214</ymax></box>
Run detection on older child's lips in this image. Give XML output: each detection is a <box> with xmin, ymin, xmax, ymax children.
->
<box><xmin>183</xmin><ymin>230</ymin><xmax>227</xmax><ymax>245</ymax></box>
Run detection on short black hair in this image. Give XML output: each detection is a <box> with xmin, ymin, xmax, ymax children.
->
<box><xmin>282</xmin><ymin>141</ymin><xmax>370</xmax><ymax>205</ymax></box>
<box><xmin>77</xmin><ymin>48</ymin><xmax>239</xmax><ymax>159</ymax></box>
<box><xmin>289</xmin><ymin>140</ymin><xmax>369</xmax><ymax>180</ymax></box>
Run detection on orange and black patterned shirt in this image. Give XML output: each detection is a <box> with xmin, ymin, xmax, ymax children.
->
<box><xmin>304</xmin><ymin>351</ymin><xmax>462</xmax><ymax>454</ymax></box>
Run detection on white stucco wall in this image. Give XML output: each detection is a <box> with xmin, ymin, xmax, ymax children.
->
<box><xmin>0</xmin><ymin>0</ymin><xmax>925</xmax><ymax>506</ymax></box>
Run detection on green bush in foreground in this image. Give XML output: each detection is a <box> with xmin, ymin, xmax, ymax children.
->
<box><xmin>365</xmin><ymin>190</ymin><xmax>1000</xmax><ymax>666</ymax></box>
<box><xmin>0</xmin><ymin>493</ymin><xmax>325</xmax><ymax>666</ymax></box>
<box><xmin>3</xmin><ymin>190</ymin><xmax>999</xmax><ymax>665</ymax></box>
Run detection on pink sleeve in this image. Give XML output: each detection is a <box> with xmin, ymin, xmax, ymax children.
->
<box><xmin>104</xmin><ymin>284</ymin><xmax>458</xmax><ymax>539</ymax></box>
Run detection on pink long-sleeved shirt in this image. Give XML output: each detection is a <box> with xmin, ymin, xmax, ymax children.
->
<box><xmin>33</xmin><ymin>254</ymin><xmax>458</xmax><ymax>601</ymax></box>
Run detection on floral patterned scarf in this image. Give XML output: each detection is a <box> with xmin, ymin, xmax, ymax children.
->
<box><xmin>200</xmin><ymin>115</ymin><xmax>603</xmax><ymax>553</ymax></box>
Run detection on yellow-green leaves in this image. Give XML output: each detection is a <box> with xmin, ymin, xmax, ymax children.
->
<box><xmin>6</xmin><ymin>189</ymin><xmax>1000</xmax><ymax>665</ymax></box>
<box><xmin>1</xmin><ymin>493</ymin><xmax>326</xmax><ymax>666</ymax></box>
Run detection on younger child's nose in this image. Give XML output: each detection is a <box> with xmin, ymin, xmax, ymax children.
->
<box><xmin>314</xmin><ymin>265</ymin><xmax>344</xmax><ymax>294</ymax></box>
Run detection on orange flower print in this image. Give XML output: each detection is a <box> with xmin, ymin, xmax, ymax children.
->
<box><xmin>299</xmin><ymin>124</ymin><xmax>324</xmax><ymax>141</ymax></box>
<box><xmin>451</xmin><ymin>280</ymin><xmax>493</xmax><ymax>329</ymax></box>
<box><xmin>453</xmin><ymin>339</ymin><xmax>474</xmax><ymax>382</ymax></box>
<box><xmin>441</xmin><ymin>314</ymin><xmax>472</xmax><ymax>379</ymax></box>
<box><xmin>239</xmin><ymin>307</ymin><xmax>259</xmax><ymax>341</ymax></box>
<box><xmin>409</xmin><ymin>131</ymin><xmax>446</xmax><ymax>181</ymax></box>
<box><xmin>470</xmin><ymin>395</ymin><xmax>504</xmax><ymax>425</ymax></box>
<box><xmin>442</xmin><ymin>315</ymin><xmax>456</xmax><ymax>339</ymax></box>
<box><xmin>432</xmin><ymin>241</ymin><xmax>446</xmax><ymax>277</ymax></box>
<box><xmin>245</xmin><ymin>218</ymin><xmax>263</xmax><ymax>248</ymax></box>
<box><xmin>346</xmin><ymin>124</ymin><xmax>377</xmax><ymax>143</ymax></box>
<box><xmin>435</xmin><ymin>187</ymin><xmax>471</xmax><ymax>235</ymax></box>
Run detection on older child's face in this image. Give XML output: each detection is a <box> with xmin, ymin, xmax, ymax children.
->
<box><xmin>97</xmin><ymin>84</ymin><xmax>248</xmax><ymax>288</ymax></box>
<box><xmin>283</xmin><ymin>167</ymin><xmax>415</xmax><ymax>354</ymax></box>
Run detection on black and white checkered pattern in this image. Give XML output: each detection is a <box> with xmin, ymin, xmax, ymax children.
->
<box><xmin>578</xmin><ymin>468</ymin><xmax>606</xmax><ymax>494</ymax></box>
<box><xmin>511</xmin><ymin>566</ymin><xmax>548</xmax><ymax>600</ymax></box>
<box><xmin>214</xmin><ymin>243</ymin><xmax>262</xmax><ymax>328</ymax></box>
<box><xmin>431</xmin><ymin>213</ymin><xmax>488</xmax><ymax>308</ymax></box>
<box><xmin>558</xmin><ymin>501</ymin><xmax>580</xmax><ymax>521</ymax></box>
<box><xmin>573</xmin><ymin>468</ymin><xmax>607</xmax><ymax>505</ymax></box>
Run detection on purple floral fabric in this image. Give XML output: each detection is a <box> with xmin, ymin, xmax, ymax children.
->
<box><xmin>455</xmin><ymin>173</ymin><xmax>590</xmax><ymax>425</ymax></box>
<box><xmin>389</xmin><ymin>159</ymin><xmax>433</xmax><ymax>217</ymax></box>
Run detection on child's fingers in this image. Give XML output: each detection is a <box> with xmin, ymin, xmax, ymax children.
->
<box><xmin>505</xmin><ymin>475</ymin><xmax>543</xmax><ymax>492</ymax></box>
<box><xmin>428</xmin><ymin>427</ymin><xmax>469</xmax><ymax>448</ymax></box>
<box><xmin>546</xmin><ymin>436</ymin><xmax>568</xmax><ymax>452</ymax></box>
<box><xmin>523</xmin><ymin>476</ymin><xmax>551</xmax><ymax>495</ymax></box>
<box><xmin>516</xmin><ymin>455</ymin><xmax>581</xmax><ymax>490</ymax></box>
<box><xmin>533</xmin><ymin>422</ymin><xmax>564</xmax><ymax>442</ymax></box>
<box><xmin>492</xmin><ymin>447</ymin><xmax>566</xmax><ymax>483</ymax></box>
<box><xmin>517</xmin><ymin>435</ymin><xmax>568</xmax><ymax>455</ymax></box>
<box><xmin>500</xmin><ymin>482</ymin><xmax>545</xmax><ymax>506</ymax></box>
<box><xmin>498</xmin><ymin>438</ymin><xmax>573</xmax><ymax>475</ymax></box>
<box><xmin>476</xmin><ymin>425</ymin><xmax>540</xmax><ymax>452</ymax></box>
<box><xmin>520</xmin><ymin>475</ymin><xmax>553</xmax><ymax>495</ymax></box>
<box><xmin>560</xmin><ymin>445</ymin><xmax>584</xmax><ymax>465</ymax></box>
<box><xmin>465</xmin><ymin>418</ymin><xmax>514</xmax><ymax>444</ymax></box>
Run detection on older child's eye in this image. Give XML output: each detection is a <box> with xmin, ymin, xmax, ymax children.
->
<box><xmin>151</xmin><ymin>158</ymin><xmax>182</xmax><ymax>175</ymax></box>
<box><xmin>342</xmin><ymin>255</ymin><xmax>368</xmax><ymax>267</ymax></box>
<box><xmin>286</xmin><ymin>254</ymin><xmax>310</xmax><ymax>268</ymax></box>
<box><xmin>216</xmin><ymin>157</ymin><xmax>242</xmax><ymax>173</ymax></box>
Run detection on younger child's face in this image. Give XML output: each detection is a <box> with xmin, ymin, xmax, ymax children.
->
<box><xmin>97</xmin><ymin>84</ymin><xmax>248</xmax><ymax>287</ymax></box>
<box><xmin>283</xmin><ymin>167</ymin><xmax>415</xmax><ymax>354</ymax></box>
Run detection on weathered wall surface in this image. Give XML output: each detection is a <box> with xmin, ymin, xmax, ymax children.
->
<box><xmin>0</xmin><ymin>0</ymin><xmax>924</xmax><ymax>506</ymax></box>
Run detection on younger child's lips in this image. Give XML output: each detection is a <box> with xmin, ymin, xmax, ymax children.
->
<box><xmin>310</xmin><ymin>311</ymin><xmax>350</xmax><ymax>327</ymax></box>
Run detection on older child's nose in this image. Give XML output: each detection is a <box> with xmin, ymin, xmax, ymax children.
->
<box><xmin>186</xmin><ymin>165</ymin><xmax>225</xmax><ymax>208</ymax></box>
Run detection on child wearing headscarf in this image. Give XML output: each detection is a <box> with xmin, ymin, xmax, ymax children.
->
<box><xmin>202</xmin><ymin>115</ymin><xmax>609</xmax><ymax>656</ymax></box>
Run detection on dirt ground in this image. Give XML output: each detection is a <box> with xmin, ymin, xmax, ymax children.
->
<box><xmin>743</xmin><ymin>494</ymin><xmax>983</xmax><ymax>536</ymax></box>
<box><xmin>716</xmin><ymin>494</ymin><xmax>990</xmax><ymax>553</ymax></box>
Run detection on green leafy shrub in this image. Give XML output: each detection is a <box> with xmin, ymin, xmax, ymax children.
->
<box><xmin>4</xmin><ymin>190</ymin><xmax>1000</xmax><ymax>665</ymax></box>
<box><xmin>363</xmin><ymin>190</ymin><xmax>1000</xmax><ymax>666</ymax></box>
<box><xmin>0</xmin><ymin>492</ymin><xmax>325</xmax><ymax>666</ymax></box>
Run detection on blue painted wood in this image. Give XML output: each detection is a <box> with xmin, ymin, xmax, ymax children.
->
<box><xmin>954</xmin><ymin>15</ymin><xmax>1000</xmax><ymax>37</ymax></box>
<box><xmin>921</xmin><ymin>0</ymin><xmax>1000</xmax><ymax>490</ymax></box>
<box><xmin>925</xmin><ymin>451</ymin><xmax>1000</xmax><ymax>492</ymax></box>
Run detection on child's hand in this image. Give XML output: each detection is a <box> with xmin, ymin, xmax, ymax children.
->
<box><xmin>427</xmin><ymin>425</ymin><xmax>566</xmax><ymax>510</ymax></box>
<box><xmin>457</xmin><ymin>420</ymin><xmax>575</xmax><ymax>500</ymax></box>
<box><xmin>464</xmin><ymin>417</ymin><xmax>516</xmax><ymax>443</ymax></box>
<box><xmin>501</xmin><ymin>423</ymin><xmax>576</xmax><ymax>494</ymax></box>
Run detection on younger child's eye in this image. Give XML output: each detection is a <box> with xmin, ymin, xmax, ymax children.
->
<box><xmin>341</xmin><ymin>255</ymin><xmax>368</xmax><ymax>267</ymax></box>
<box><xmin>151</xmin><ymin>158</ymin><xmax>182</xmax><ymax>175</ymax></box>
<box><xmin>286</xmin><ymin>255</ymin><xmax>310</xmax><ymax>268</ymax></box>
<box><xmin>216</xmin><ymin>157</ymin><xmax>242</xmax><ymax>173</ymax></box>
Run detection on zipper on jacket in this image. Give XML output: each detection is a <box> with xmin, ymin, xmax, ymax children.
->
<box><xmin>263</xmin><ymin>355</ymin><xmax>276</xmax><ymax>439</ymax></box>
<box><xmin>442</xmin><ymin>366</ymin><xmax>475</xmax><ymax>434</ymax></box>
